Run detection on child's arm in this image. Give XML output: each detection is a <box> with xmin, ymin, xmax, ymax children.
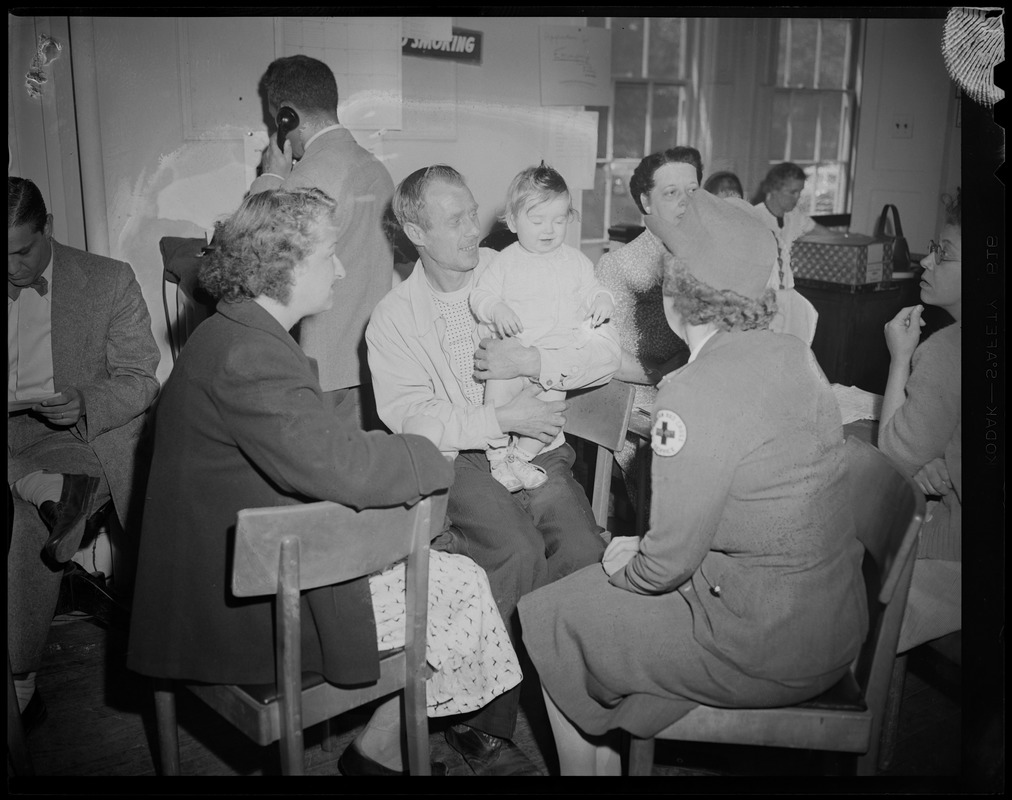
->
<box><xmin>572</xmin><ymin>247</ymin><xmax>615</xmax><ymax>327</ymax></box>
<box><xmin>586</xmin><ymin>291</ymin><xmax>616</xmax><ymax>327</ymax></box>
<box><xmin>471</xmin><ymin>251</ymin><xmax>525</xmax><ymax>337</ymax></box>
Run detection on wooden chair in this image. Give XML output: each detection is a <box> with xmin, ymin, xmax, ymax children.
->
<box><xmin>626</xmin><ymin>436</ymin><xmax>925</xmax><ymax>776</ymax></box>
<box><xmin>153</xmin><ymin>493</ymin><xmax>447</xmax><ymax>776</ymax></box>
<box><xmin>7</xmin><ymin>655</ymin><xmax>33</xmax><ymax>776</ymax></box>
<box><xmin>8</xmin><ymin>485</ymin><xmax>34</xmax><ymax>776</ymax></box>
<box><xmin>563</xmin><ymin>381</ymin><xmax>636</xmax><ymax>530</ymax></box>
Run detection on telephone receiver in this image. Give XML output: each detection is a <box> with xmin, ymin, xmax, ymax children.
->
<box><xmin>275</xmin><ymin>106</ymin><xmax>299</xmax><ymax>152</ymax></box>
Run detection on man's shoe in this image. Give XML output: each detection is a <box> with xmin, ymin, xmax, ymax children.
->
<box><xmin>445</xmin><ymin>724</ymin><xmax>541</xmax><ymax>776</ymax></box>
<box><xmin>337</xmin><ymin>741</ymin><xmax>447</xmax><ymax>776</ymax></box>
<box><xmin>39</xmin><ymin>474</ymin><xmax>100</xmax><ymax>564</ymax></box>
<box><xmin>20</xmin><ymin>690</ymin><xmax>48</xmax><ymax>735</ymax></box>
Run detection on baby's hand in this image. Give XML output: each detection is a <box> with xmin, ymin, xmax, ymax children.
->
<box><xmin>586</xmin><ymin>293</ymin><xmax>615</xmax><ymax>327</ymax></box>
<box><xmin>492</xmin><ymin>302</ymin><xmax>524</xmax><ymax>338</ymax></box>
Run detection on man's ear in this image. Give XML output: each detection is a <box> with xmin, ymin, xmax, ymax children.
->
<box><xmin>403</xmin><ymin>221</ymin><xmax>426</xmax><ymax>249</ymax></box>
<box><xmin>43</xmin><ymin>214</ymin><xmax>54</xmax><ymax>239</ymax></box>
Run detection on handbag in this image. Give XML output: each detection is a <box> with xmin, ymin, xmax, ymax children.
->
<box><xmin>873</xmin><ymin>204</ymin><xmax>911</xmax><ymax>272</ymax></box>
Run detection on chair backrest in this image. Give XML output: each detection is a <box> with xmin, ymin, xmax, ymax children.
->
<box><xmin>231</xmin><ymin>495</ymin><xmax>446</xmax><ymax>597</ymax></box>
<box><xmin>160</xmin><ymin>236</ymin><xmax>216</xmax><ymax>363</ymax></box>
<box><xmin>843</xmin><ymin>437</ymin><xmax>924</xmax><ymax>702</ymax></box>
<box><xmin>229</xmin><ymin>493</ymin><xmax>446</xmax><ymax>775</ymax></box>
<box><xmin>564</xmin><ymin>381</ymin><xmax>636</xmax><ymax>528</ymax></box>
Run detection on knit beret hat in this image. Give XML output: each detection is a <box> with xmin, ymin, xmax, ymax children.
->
<box><xmin>644</xmin><ymin>189</ymin><xmax>777</xmax><ymax>300</ymax></box>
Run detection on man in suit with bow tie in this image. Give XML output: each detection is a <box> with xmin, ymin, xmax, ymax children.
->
<box><xmin>7</xmin><ymin>176</ymin><xmax>160</xmax><ymax>730</ymax></box>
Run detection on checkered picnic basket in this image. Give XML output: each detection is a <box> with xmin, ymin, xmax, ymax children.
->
<box><xmin>792</xmin><ymin>233</ymin><xmax>895</xmax><ymax>286</ymax></box>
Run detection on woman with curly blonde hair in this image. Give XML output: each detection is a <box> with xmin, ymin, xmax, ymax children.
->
<box><xmin>129</xmin><ymin>188</ymin><xmax>523</xmax><ymax>777</ymax></box>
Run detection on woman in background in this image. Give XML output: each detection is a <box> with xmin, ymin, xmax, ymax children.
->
<box><xmin>593</xmin><ymin>146</ymin><xmax>702</xmax><ymax>512</ymax></box>
<box><xmin>879</xmin><ymin>188</ymin><xmax>961</xmax><ymax>654</ymax></box>
<box><xmin>751</xmin><ymin>162</ymin><xmax>829</xmax><ymax>345</ymax></box>
<box><xmin>703</xmin><ymin>170</ymin><xmax>744</xmax><ymax>199</ymax></box>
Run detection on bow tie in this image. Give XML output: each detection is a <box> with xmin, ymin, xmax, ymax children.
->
<box><xmin>8</xmin><ymin>276</ymin><xmax>48</xmax><ymax>301</ymax></box>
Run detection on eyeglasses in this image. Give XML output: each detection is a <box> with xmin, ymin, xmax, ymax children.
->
<box><xmin>927</xmin><ymin>240</ymin><xmax>958</xmax><ymax>264</ymax></box>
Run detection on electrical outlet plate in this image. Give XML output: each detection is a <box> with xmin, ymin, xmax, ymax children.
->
<box><xmin>891</xmin><ymin>115</ymin><xmax>913</xmax><ymax>138</ymax></box>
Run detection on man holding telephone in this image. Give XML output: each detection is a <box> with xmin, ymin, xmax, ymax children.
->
<box><xmin>249</xmin><ymin>55</ymin><xmax>395</xmax><ymax>430</ymax></box>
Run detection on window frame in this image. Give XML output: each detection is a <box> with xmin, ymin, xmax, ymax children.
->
<box><xmin>583</xmin><ymin>17</ymin><xmax>695</xmax><ymax>248</ymax></box>
<box><xmin>767</xmin><ymin>17</ymin><xmax>862</xmax><ymax>216</ymax></box>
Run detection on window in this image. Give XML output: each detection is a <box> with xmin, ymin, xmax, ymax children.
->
<box><xmin>769</xmin><ymin>18</ymin><xmax>860</xmax><ymax>215</ymax></box>
<box><xmin>583</xmin><ymin>17</ymin><xmax>690</xmax><ymax>242</ymax></box>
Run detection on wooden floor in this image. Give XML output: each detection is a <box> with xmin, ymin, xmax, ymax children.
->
<box><xmin>11</xmin><ymin>571</ymin><xmax>967</xmax><ymax>791</ymax></box>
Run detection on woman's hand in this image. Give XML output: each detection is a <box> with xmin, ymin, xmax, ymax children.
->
<box><xmin>602</xmin><ymin>535</ymin><xmax>640</xmax><ymax>576</ymax></box>
<box><xmin>884</xmin><ymin>305</ymin><xmax>924</xmax><ymax>363</ymax></box>
<box><xmin>913</xmin><ymin>457</ymin><xmax>951</xmax><ymax>497</ymax></box>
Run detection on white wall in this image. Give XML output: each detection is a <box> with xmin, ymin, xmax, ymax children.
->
<box><xmin>851</xmin><ymin>17</ymin><xmax>958</xmax><ymax>252</ymax></box>
<box><xmin>76</xmin><ymin>15</ymin><xmax>591</xmax><ymax>382</ymax></box>
<box><xmin>88</xmin><ymin>16</ymin><xmax>274</xmax><ymax>382</ymax></box>
<box><xmin>379</xmin><ymin>16</ymin><xmax>587</xmax><ymax>236</ymax></box>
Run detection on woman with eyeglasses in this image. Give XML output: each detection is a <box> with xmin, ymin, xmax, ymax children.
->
<box><xmin>878</xmin><ymin>188</ymin><xmax>961</xmax><ymax>654</ymax></box>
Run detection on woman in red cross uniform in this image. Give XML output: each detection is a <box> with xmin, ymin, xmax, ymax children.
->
<box><xmin>518</xmin><ymin>189</ymin><xmax>868</xmax><ymax>775</ymax></box>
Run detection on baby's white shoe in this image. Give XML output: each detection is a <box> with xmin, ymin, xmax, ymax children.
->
<box><xmin>508</xmin><ymin>452</ymin><xmax>548</xmax><ymax>491</ymax></box>
<box><xmin>490</xmin><ymin>456</ymin><xmax>523</xmax><ymax>493</ymax></box>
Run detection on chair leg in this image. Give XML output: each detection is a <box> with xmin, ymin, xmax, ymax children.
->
<box><xmin>8</xmin><ymin>656</ymin><xmax>34</xmax><ymax>776</ymax></box>
<box><xmin>875</xmin><ymin>652</ymin><xmax>909</xmax><ymax>773</ymax></box>
<box><xmin>320</xmin><ymin>717</ymin><xmax>337</xmax><ymax>752</ymax></box>
<box><xmin>627</xmin><ymin>735</ymin><xmax>655</xmax><ymax>776</ymax></box>
<box><xmin>635</xmin><ymin>446</ymin><xmax>650</xmax><ymax>537</ymax></box>
<box><xmin>403</xmin><ymin>684</ymin><xmax>430</xmax><ymax>775</ymax></box>
<box><xmin>277</xmin><ymin>692</ymin><xmax>304</xmax><ymax>775</ymax></box>
<box><xmin>153</xmin><ymin>682</ymin><xmax>180</xmax><ymax>775</ymax></box>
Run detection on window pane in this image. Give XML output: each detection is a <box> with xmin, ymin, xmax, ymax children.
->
<box><xmin>587</xmin><ymin>17</ymin><xmax>607</xmax><ymax>28</ymax></box>
<box><xmin>787</xmin><ymin>19</ymin><xmax>818</xmax><ymax>87</ymax></box>
<box><xmin>769</xmin><ymin>92</ymin><xmax>791</xmax><ymax>161</ymax></box>
<box><xmin>648</xmin><ymin>18</ymin><xmax>683</xmax><ymax>78</ymax></box>
<box><xmin>650</xmin><ymin>85</ymin><xmax>681</xmax><ymax>152</ymax></box>
<box><xmin>819</xmin><ymin>20</ymin><xmax>850</xmax><ymax>89</ymax></box>
<box><xmin>613</xmin><ymin>82</ymin><xmax>648</xmax><ymax>158</ymax></box>
<box><xmin>807</xmin><ymin>163</ymin><xmax>842</xmax><ymax>215</ymax></box>
<box><xmin>609</xmin><ymin>161</ymin><xmax>642</xmax><ymax>227</ymax></box>
<box><xmin>612</xmin><ymin>17</ymin><xmax>645</xmax><ymax>78</ymax></box>
<box><xmin>588</xmin><ymin>105</ymin><xmax>610</xmax><ymax>159</ymax></box>
<box><xmin>788</xmin><ymin>93</ymin><xmax>819</xmax><ymax>161</ymax></box>
<box><xmin>819</xmin><ymin>94</ymin><xmax>842</xmax><ymax>161</ymax></box>
<box><xmin>583</xmin><ymin>164</ymin><xmax>607</xmax><ymax>240</ymax></box>
<box><xmin>776</xmin><ymin>25</ymin><xmax>788</xmax><ymax>85</ymax></box>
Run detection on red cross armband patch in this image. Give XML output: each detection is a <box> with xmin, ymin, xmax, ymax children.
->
<box><xmin>651</xmin><ymin>409</ymin><xmax>687</xmax><ymax>457</ymax></box>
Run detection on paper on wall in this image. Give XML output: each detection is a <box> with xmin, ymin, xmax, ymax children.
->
<box><xmin>543</xmin><ymin>108</ymin><xmax>598</xmax><ymax>190</ymax></box>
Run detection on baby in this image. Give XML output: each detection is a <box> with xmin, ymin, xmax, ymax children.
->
<box><xmin>470</xmin><ymin>163</ymin><xmax>614</xmax><ymax>493</ymax></box>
